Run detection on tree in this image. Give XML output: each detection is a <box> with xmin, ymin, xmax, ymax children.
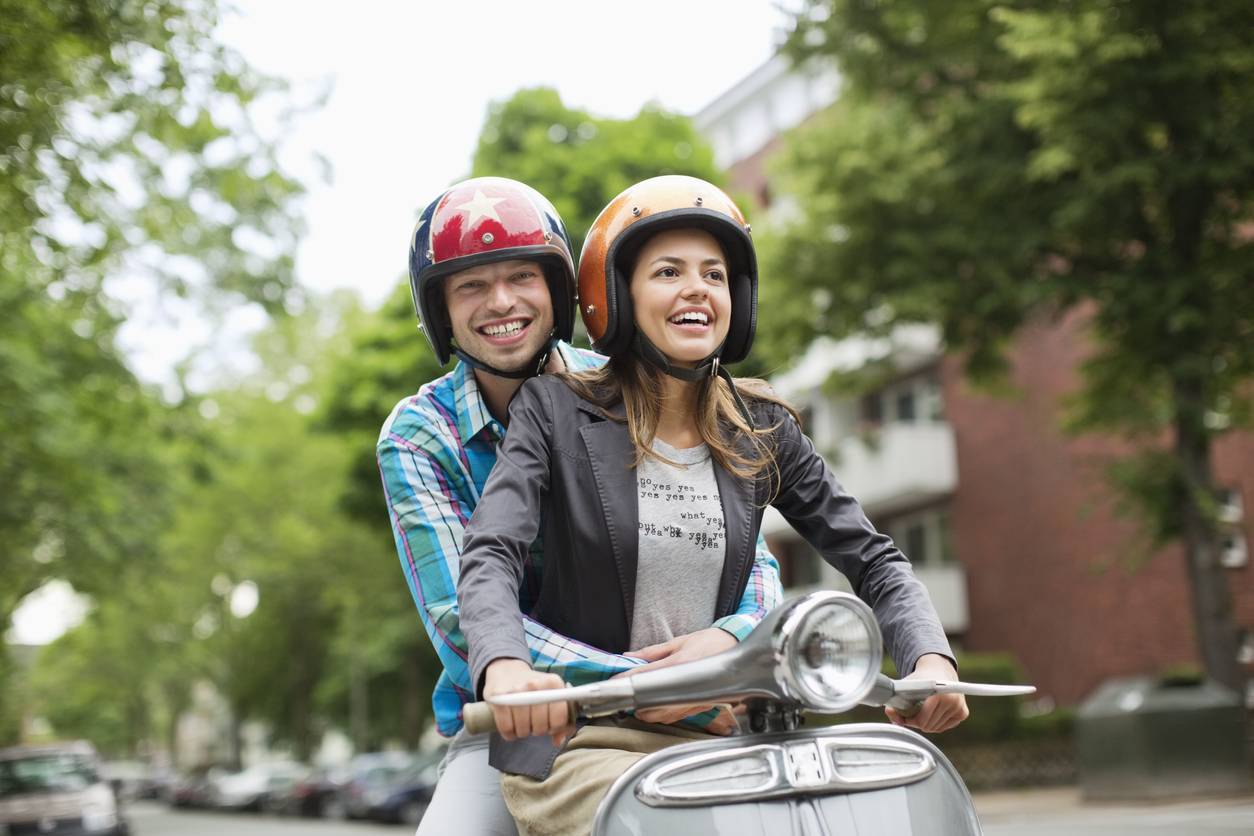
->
<box><xmin>774</xmin><ymin>1</ymin><xmax>1254</xmax><ymax>688</ymax></box>
<box><xmin>2</xmin><ymin>0</ymin><xmax>307</xmax><ymax>726</ymax></box>
<box><xmin>471</xmin><ymin>87</ymin><xmax>723</xmax><ymax>253</ymax></box>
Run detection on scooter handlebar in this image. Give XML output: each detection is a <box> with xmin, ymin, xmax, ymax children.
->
<box><xmin>461</xmin><ymin>700</ymin><xmax>579</xmax><ymax>736</ymax></box>
<box><xmin>864</xmin><ymin>673</ymin><xmax>1037</xmax><ymax>717</ymax></box>
<box><xmin>462</xmin><ymin>701</ymin><xmax>498</xmax><ymax>735</ymax></box>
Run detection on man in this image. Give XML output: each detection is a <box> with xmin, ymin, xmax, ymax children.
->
<box><xmin>377</xmin><ymin>177</ymin><xmax>783</xmax><ymax>835</ymax></box>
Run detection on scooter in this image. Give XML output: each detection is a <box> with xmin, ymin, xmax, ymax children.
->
<box><xmin>464</xmin><ymin>590</ymin><xmax>1034</xmax><ymax>835</ymax></box>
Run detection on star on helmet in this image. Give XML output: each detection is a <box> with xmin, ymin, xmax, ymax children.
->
<box><xmin>455</xmin><ymin>189</ymin><xmax>507</xmax><ymax>225</ymax></box>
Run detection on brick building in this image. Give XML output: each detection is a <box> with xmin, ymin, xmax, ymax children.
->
<box><xmin>695</xmin><ymin>57</ymin><xmax>1254</xmax><ymax>706</ymax></box>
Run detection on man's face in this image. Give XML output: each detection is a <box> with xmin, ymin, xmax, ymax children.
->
<box><xmin>443</xmin><ymin>259</ymin><xmax>555</xmax><ymax>373</ymax></box>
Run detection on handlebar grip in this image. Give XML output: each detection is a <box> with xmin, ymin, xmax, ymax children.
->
<box><xmin>462</xmin><ymin>701</ymin><xmax>498</xmax><ymax>735</ymax></box>
<box><xmin>886</xmin><ymin>694</ymin><xmax>924</xmax><ymax>718</ymax></box>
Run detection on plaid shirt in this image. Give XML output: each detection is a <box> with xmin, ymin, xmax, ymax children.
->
<box><xmin>378</xmin><ymin>342</ymin><xmax>783</xmax><ymax>736</ymax></box>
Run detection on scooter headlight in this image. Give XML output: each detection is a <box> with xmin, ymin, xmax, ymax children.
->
<box><xmin>774</xmin><ymin>592</ymin><xmax>881</xmax><ymax>712</ymax></box>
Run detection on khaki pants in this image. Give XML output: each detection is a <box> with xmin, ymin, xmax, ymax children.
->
<box><xmin>501</xmin><ymin>719</ymin><xmax>716</xmax><ymax>836</ymax></box>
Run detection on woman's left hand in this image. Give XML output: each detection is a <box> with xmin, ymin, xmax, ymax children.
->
<box><xmin>615</xmin><ymin>628</ymin><xmax>739</xmax><ymax>731</ymax></box>
<box><xmin>622</xmin><ymin>627</ymin><xmax>738</xmax><ymax>672</ymax></box>
<box><xmin>885</xmin><ymin>653</ymin><xmax>970</xmax><ymax>733</ymax></box>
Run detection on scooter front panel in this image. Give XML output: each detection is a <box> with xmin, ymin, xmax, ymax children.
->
<box><xmin>593</xmin><ymin>724</ymin><xmax>982</xmax><ymax>836</ymax></box>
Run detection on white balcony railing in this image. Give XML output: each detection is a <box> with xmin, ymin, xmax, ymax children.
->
<box><xmin>828</xmin><ymin>423</ymin><xmax>958</xmax><ymax>517</ymax></box>
<box><xmin>784</xmin><ymin>564</ymin><xmax>969</xmax><ymax>635</ymax></box>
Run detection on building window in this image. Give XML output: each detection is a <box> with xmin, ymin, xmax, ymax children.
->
<box><xmin>881</xmin><ymin>507</ymin><xmax>956</xmax><ymax>568</ymax></box>
<box><xmin>1221</xmin><ymin>531</ymin><xmax>1248</xmax><ymax>569</ymax></box>
<box><xmin>771</xmin><ymin>538</ymin><xmax>823</xmax><ymax>589</ymax></box>
<box><xmin>1218</xmin><ymin>487</ymin><xmax>1244</xmax><ymax>524</ymax></box>
<box><xmin>895</xmin><ymin>390</ymin><xmax>917</xmax><ymax>423</ymax></box>
<box><xmin>859</xmin><ymin>370</ymin><xmax>943</xmax><ymax>430</ymax></box>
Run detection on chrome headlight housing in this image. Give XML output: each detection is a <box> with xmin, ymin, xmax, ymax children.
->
<box><xmin>772</xmin><ymin>591</ymin><xmax>881</xmax><ymax>712</ymax></box>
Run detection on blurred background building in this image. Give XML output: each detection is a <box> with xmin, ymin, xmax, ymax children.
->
<box><xmin>695</xmin><ymin>56</ymin><xmax>1254</xmax><ymax>709</ymax></box>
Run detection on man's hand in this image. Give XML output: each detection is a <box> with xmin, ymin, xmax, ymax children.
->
<box><xmin>482</xmin><ymin>658</ymin><xmax>573</xmax><ymax>746</ymax></box>
<box><xmin>615</xmin><ymin>628</ymin><xmax>739</xmax><ymax>731</ymax></box>
<box><xmin>884</xmin><ymin>654</ymin><xmax>970</xmax><ymax>733</ymax></box>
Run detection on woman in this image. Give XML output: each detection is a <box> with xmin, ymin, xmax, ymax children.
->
<box><xmin>458</xmin><ymin>176</ymin><xmax>965</xmax><ymax>835</ymax></box>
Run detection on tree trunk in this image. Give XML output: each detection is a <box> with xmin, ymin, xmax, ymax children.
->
<box><xmin>228</xmin><ymin>709</ymin><xmax>244</xmax><ymax>771</ymax></box>
<box><xmin>350</xmin><ymin>650</ymin><xmax>369</xmax><ymax>751</ymax></box>
<box><xmin>1174</xmin><ymin>378</ymin><xmax>1243</xmax><ymax>694</ymax></box>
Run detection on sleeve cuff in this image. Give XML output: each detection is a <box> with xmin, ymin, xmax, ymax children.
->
<box><xmin>469</xmin><ymin>638</ymin><xmax>532</xmax><ymax>699</ymax></box>
<box><xmin>712</xmin><ymin>613</ymin><xmax>759</xmax><ymax>643</ymax></box>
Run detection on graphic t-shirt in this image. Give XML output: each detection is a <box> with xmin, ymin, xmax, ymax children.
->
<box><xmin>631</xmin><ymin>437</ymin><xmax>726</xmax><ymax>649</ymax></box>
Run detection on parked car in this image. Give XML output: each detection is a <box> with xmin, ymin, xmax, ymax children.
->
<box><xmin>323</xmin><ymin>752</ymin><xmax>415</xmax><ymax>820</ymax></box>
<box><xmin>210</xmin><ymin>761</ymin><xmax>307</xmax><ymax>812</ymax></box>
<box><xmin>268</xmin><ymin>766</ymin><xmax>346</xmax><ymax>817</ymax></box>
<box><xmin>0</xmin><ymin>741</ymin><xmax>129</xmax><ymax>835</ymax></box>
<box><xmin>168</xmin><ymin>765</ymin><xmax>226</xmax><ymax>808</ymax></box>
<box><xmin>367</xmin><ymin>752</ymin><xmax>443</xmax><ymax>825</ymax></box>
<box><xmin>99</xmin><ymin>760</ymin><xmax>149</xmax><ymax>802</ymax></box>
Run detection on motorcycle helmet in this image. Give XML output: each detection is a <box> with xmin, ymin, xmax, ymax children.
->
<box><xmin>409</xmin><ymin>177</ymin><xmax>577</xmax><ymax>376</ymax></box>
<box><xmin>577</xmin><ymin>175</ymin><xmax>756</xmax><ymax>370</ymax></box>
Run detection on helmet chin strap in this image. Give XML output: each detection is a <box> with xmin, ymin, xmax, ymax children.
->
<box><xmin>630</xmin><ymin>332</ymin><xmax>755</xmax><ymax>429</ymax></box>
<box><xmin>453</xmin><ymin>334</ymin><xmax>558</xmax><ymax>381</ymax></box>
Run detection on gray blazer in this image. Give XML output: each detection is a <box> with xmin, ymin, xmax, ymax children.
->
<box><xmin>458</xmin><ymin>374</ymin><xmax>952</xmax><ymax>778</ymax></box>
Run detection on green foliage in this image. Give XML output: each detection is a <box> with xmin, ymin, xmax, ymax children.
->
<box><xmin>471</xmin><ymin>87</ymin><xmax>722</xmax><ymax>253</ymax></box>
<box><xmin>774</xmin><ymin>0</ymin><xmax>1254</xmax><ymax>528</ymax></box>
<box><xmin>28</xmin><ymin>601</ymin><xmax>160</xmax><ymax>756</ymax></box>
<box><xmin>311</xmin><ymin>285</ymin><xmax>448</xmax><ymax>746</ymax></box>
<box><xmin>0</xmin><ymin>278</ymin><xmax>167</xmax><ymax>641</ymax></box>
<box><xmin>2</xmin><ymin>0</ymin><xmax>307</xmax><ymax>742</ymax></box>
<box><xmin>1</xmin><ymin>0</ymin><xmax>305</xmax><ymax>314</ymax></box>
<box><xmin>318</xmin><ymin>284</ymin><xmax>444</xmax><ymax>523</ymax></box>
<box><xmin>774</xmin><ymin>0</ymin><xmax>1254</xmax><ymax>686</ymax></box>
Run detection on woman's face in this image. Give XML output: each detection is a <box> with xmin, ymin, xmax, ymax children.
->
<box><xmin>628</xmin><ymin>228</ymin><xmax>732</xmax><ymax>366</ymax></box>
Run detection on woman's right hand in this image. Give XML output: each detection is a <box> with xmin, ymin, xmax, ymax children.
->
<box><xmin>482</xmin><ymin>658</ymin><xmax>573</xmax><ymax>746</ymax></box>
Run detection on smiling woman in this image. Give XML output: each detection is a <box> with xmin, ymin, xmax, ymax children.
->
<box><xmin>456</xmin><ymin>176</ymin><xmax>962</xmax><ymax>836</ymax></box>
<box><xmin>629</xmin><ymin>228</ymin><xmax>732</xmax><ymax>368</ymax></box>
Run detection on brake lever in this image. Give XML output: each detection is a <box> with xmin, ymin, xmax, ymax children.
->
<box><xmin>862</xmin><ymin>673</ymin><xmax>1036</xmax><ymax>717</ymax></box>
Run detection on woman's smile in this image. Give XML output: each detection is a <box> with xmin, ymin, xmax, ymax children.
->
<box><xmin>630</xmin><ymin>228</ymin><xmax>732</xmax><ymax>365</ymax></box>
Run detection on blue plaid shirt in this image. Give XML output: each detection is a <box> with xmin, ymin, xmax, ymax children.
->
<box><xmin>378</xmin><ymin>342</ymin><xmax>783</xmax><ymax>736</ymax></box>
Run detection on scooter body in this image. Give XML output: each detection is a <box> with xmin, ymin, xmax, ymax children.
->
<box><xmin>595</xmin><ymin>723</ymin><xmax>980</xmax><ymax>835</ymax></box>
<box><xmin>466</xmin><ymin>591</ymin><xmax>1032</xmax><ymax>836</ymax></box>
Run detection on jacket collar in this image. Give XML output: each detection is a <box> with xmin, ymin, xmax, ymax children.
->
<box><xmin>579</xmin><ymin>418</ymin><xmax>639</xmax><ymax>622</ymax></box>
<box><xmin>453</xmin><ymin>340</ymin><xmax>595</xmax><ymax>442</ymax></box>
<box><xmin>577</xmin><ymin>409</ymin><xmax>758</xmax><ymax>629</ymax></box>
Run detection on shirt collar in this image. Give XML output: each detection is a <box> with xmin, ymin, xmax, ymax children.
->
<box><xmin>452</xmin><ymin>341</ymin><xmax>598</xmax><ymax>442</ymax></box>
<box><xmin>452</xmin><ymin>360</ymin><xmax>496</xmax><ymax>443</ymax></box>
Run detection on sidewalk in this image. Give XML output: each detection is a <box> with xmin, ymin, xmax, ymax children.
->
<box><xmin>974</xmin><ymin>786</ymin><xmax>1254</xmax><ymax>835</ymax></box>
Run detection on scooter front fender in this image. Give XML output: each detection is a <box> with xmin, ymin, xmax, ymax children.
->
<box><xmin>593</xmin><ymin>723</ymin><xmax>982</xmax><ymax>836</ymax></box>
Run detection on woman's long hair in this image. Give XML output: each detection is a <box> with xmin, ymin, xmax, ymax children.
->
<box><xmin>559</xmin><ymin>354</ymin><xmax>800</xmax><ymax>500</ymax></box>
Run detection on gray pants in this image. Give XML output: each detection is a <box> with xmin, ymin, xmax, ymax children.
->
<box><xmin>417</xmin><ymin>728</ymin><xmax>518</xmax><ymax>836</ymax></box>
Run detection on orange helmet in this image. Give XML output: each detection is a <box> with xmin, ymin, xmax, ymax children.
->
<box><xmin>578</xmin><ymin>175</ymin><xmax>757</xmax><ymax>364</ymax></box>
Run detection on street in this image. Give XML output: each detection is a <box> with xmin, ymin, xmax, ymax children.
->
<box><xmin>125</xmin><ymin>790</ymin><xmax>1254</xmax><ymax>835</ymax></box>
<box><xmin>976</xmin><ymin>787</ymin><xmax>1254</xmax><ymax>835</ymax></box>
<box><xmin>126</xmin><ymin>802</ymin><xmax>405</xmax><ymax>835</ymax></box>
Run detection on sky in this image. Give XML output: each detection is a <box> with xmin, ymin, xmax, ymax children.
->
<box><xmin>218</xmin><ymin>0</ymin><xmax>792</xmax><ymax>305</ymax></box>
<box><xmin>10</xmin><ymin>1</ymin><xmax>794</xmax><ymax>644</ymax></box>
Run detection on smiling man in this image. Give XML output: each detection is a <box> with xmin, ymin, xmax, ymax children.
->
<box><xmin>377</xmin><ymin>177</ymin><xmax>785</xmax><ymax>835</ymax></box>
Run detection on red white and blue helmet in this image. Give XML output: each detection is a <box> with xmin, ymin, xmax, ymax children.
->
<box><xmin>408</xmin><ymin>177</ymin><xmax>577</xmax><ymax>366</ymax></box>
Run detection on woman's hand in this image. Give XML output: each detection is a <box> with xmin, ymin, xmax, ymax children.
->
<box><xmin>884</xmin><ymin>654</ymin><xmax>970</xmax><ymax>733</ymax></box>
<box><xmin>482</xmin><ymin>658</ymin><xmax>573</xmax><ymax>746</ymax></box>
<box><xmin>623</xmin><ymin>627</ymin><xmax>738</xmax><ymax>672</ymax></box>
<box><xmin>617</xmin><ymin>628</ymin><xmax>739</xmax><ymax>732</ymax></box>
